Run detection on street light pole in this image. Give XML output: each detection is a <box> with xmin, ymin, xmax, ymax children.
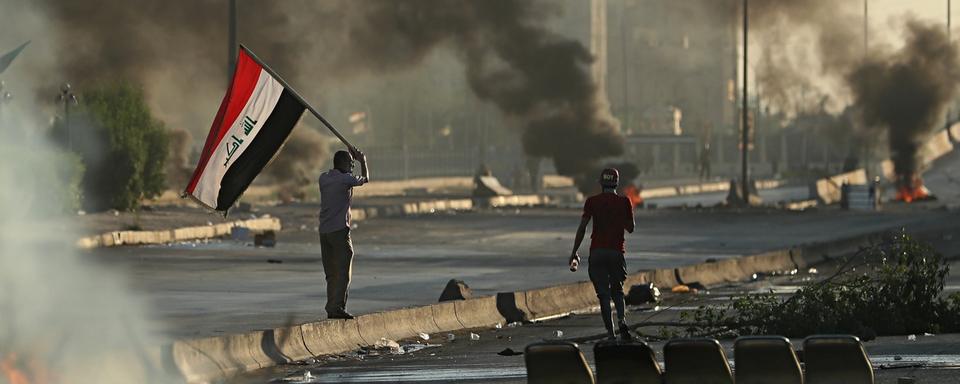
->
<box><xmin>228</xmin><ymin>0</ymin><xmax>238</xmax><ymax>84</ymax></box>
<box><xmin>58</xmin><ymin>83</ymin><xmax>78</xmax><ymax>152</ymax></box>
<box><xmin>864</xmin><ymin>0</ymin><xmax>869</xmax><ymax>55</ymax></box>
<box><xmin>741</xmin><ymin>0</ymin><xmax>750</xmax><ymax>204</ymax></box>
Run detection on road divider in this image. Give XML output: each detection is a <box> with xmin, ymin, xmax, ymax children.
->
<box><xmin>164</xmin><ymin>229</ymin><xmax>890</xmax><ymax>383</ymax></box>
<box><xmin>75</xmin><ymin>217</ymin><xmax>281</xmax><ymax>249</ymax></box>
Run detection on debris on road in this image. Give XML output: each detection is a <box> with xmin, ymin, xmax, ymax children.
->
<box><xmin>497</xmin><ymin>348</ymin><xmax>523</xmax><ymax>356</ymax></box>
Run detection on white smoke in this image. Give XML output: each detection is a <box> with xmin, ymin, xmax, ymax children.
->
<box><xmin>0</xmin><ymin>2</ymin><xmax>175</xmax><ymax>383</ymax></box>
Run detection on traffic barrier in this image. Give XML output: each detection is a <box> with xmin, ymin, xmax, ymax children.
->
<box><xmin>76</xmin><ymin>217</ymin><xmax>281</xmax><ymax>248</ymax></box>
<box><xmin>167</xmin><ymin>229</ymin><xmax>893</xmax><ymax>383</ymax></box>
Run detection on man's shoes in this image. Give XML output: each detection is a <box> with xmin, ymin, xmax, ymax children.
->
<box><xmin>327</xmin><ymin>310</ymin><xmax>355</xmax><ymax>320</ymax></box>
<box><xmin>618</xmin><ymin>321</ymin><xmax>634</xmax><ymax>342</ymax></box>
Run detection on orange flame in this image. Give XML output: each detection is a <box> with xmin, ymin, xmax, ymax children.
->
<box><xmin>895</xmin><ymin>175</ymin><xmax>931</xmax><ymax>203</ymax></box>
<box><xmin>2</xmin><ymin>353</ymin><xmax>50</xmax><ymax>384</ymax></box>
<box><xmin>621</xmin><ymin>184</ymin><xmax>643</xmax><ymax>208</ymax></box>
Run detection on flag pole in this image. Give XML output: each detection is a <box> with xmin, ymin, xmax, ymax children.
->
<box><xmin>238</xmin><ymin>44</ymin><xmax>354</xmax><ymax>149</ymax></box>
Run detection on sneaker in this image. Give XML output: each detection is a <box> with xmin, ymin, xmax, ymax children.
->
<box><xmin>327</xmin><ymin>311</ymin><xmax>355</xmax><ymax>320</ymax></box>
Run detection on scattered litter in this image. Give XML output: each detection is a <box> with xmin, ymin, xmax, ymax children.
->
<box><xmin>304</xmin><ymin>371</ymin><xmax>313</xmax><ymax>380</ymax></box>
<box><xmin>299</xmin><ymin>224</ymin><xmax>308</xmax><ymax>231</ymax></box>
<box><xmin>267</xmin><ymin>259</ymin><xmax>283</xmax><ymax>264</ymax></box>
<box><xmin>507</xmin><ymin>321</ymin><xmax>522</xmax><ymax>328</ymax></box>
<box><xmin>907</xmin><ymin>334</ymin><xmax>917</xmax><ymax>341</ymax></box>
<box><xmin>494</xmin><ymin>322</ymin><xmax>503</xmax><ymax>329</ymax></box>
<box><xmin>923</xmin><ymin>332</ymin><xmax>935</xmax><ymax>337</ymax></box>
<box><xmin>418</xmin><ymin>332</ymin><xmax>430</xmax><ymax>341</ymax></box>
<box><xmin>77</xmin><ymin>210</ymin><xmax>86</xmax><ymax>216</ymax></box>
<box><xmin>401</xmin><ymin>343</ymin><xmax>440</xmax><ymax>354</ymax></box>
<box><xmin>497</xmin><ymin>348</ymin><xmax>523</xmax><ymax>356</ymax></box>
<box><xmin>554</xmin><ymin>330</ymin><xmax>564</xmax><ymax>338</ymax></box>
<box><xmin>374</xmin><ymin>338</ymin><xmax>403</xmax><ymax>354</ymax></box>
<box><xmin>807</xmin><ymin>268</ymin><xmax>819</xmax><ymax>274</ymax></box>
<box><xmin>446</xmin><ymin>333</ymin><xmax>456</xmax><ymax>342</ymax></box>
<box><xmin>751</xmin><ymin>273</ymin><xmax>759</xmax><ymax>281</ymax></box>
<box><xmin>470</xmin><ymin>333</ymin><xmax>480</xmax><ymax>341</ymax></box>
<box><xmin>894</xmin><ymin>355</ymin><xmax>903</xmax><ymax>361</ymax></box>
<box><xmin>653</xmin><ymin>305</ymin><xmax>662</xmax><ymax>311</ymax></box>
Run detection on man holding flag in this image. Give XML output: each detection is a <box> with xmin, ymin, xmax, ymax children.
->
<box><xmin>184</xmin><ymin>45</ymin><xmax>371</xmax><ymax>319</ymax></box>
<box><xmin>318</xmin><ymin>147</ymin><xmax>369</xmax><ymax>319</ymax></box>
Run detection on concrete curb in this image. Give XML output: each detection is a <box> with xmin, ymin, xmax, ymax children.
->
<box><xmin>76</xmin><ymin>217</ymin><xmax>281</xmax><ymax>249</ymax></box>
<box><xmin>349</xmin><ymin>195</ymin><xmax>548</xmax><ymax>221</ymax></box>
<box><xmin>166</xmin><ymin>230</ymin><xmax>891</xmax><ymax>383</ymax></box>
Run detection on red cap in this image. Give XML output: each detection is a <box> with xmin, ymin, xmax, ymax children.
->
<box><xmin>600</xmin><ymin>168</ymin><xmax>619</xmax><ymax>187</ymax></box>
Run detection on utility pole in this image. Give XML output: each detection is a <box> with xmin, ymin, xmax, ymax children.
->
<box><xmin>58</xmin><ymin>83</ymin><xmax>78</xmax><ymax>152</ymax></box>
<box><xmin>741</xmin><ymin>0</ymin><xmax>750</xmax><ymax>204</ymax></box>
<box><xmin>620</xmin><ymin>0</ymin><xmax>630</xmax><ymax>132</ymax></box>
<box><xmin>864</xmin><ymin>0</ymin><xmax>869</xmax><ymax>55</ymax></box>
<box><xmin>228</xmin><ymin>0</ymin><xmax>238</xmax><ymax>84</ymax></box>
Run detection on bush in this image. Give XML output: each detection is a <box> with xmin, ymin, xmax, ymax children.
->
<box><xmin>681</xmin><ymin>231</ymin><xmax>957</xmax><ymax>338</ymax></box>
<box><xmin>54</xmin><ymin>82</ymin><xmax>169</xmax><ymax>211</ymax></box>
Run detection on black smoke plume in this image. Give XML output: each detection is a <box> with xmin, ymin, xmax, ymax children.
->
<box><xmin>848</xmin><ymin>21</ymin><xmax>960</xmax><ymax>179</ymax></box>
<box><xmin>36</xmin><ymin>0</ymin><xmax>621</xmax><ymax>185</ymax></box>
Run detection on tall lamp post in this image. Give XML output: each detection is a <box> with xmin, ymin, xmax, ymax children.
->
<box><xmin>228</xmin><ymin>0</ymin><xmax>238</xmax><ymax>85</ymax></box>
<box><xmin>58</xmin><ymin>83</ymin><xmax>78</xmax><ymax>151</ymax></box>
<box><xmin>740</xmin><ymin>0</ymin><xmax>750</xmax><ymax>204</ymax></box>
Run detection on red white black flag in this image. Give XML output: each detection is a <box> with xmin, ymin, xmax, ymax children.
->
<box><xmin>184</xmin><ymin>47</ymin><xmax>306</xmax><ymax>211</ymax></box>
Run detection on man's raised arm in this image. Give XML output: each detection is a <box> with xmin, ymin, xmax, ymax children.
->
<box><xmin>351</xmin><ymin>147</ymin><xmax>370</xmax><ymax>183</ymax></box>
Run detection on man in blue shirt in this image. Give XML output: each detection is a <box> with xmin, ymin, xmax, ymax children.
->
<box><xmin>318</xmin><ymin>148</ymin><xmax>369</xmax><ymax>319</ymax></box>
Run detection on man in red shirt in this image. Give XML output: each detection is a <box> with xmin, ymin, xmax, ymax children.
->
<box><xmin>569</xmin><ymin>168</ymin><xmax>635</xmax><ymax>340</ymax></box>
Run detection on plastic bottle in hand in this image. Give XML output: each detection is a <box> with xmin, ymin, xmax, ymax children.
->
<box><xmin>569</xmin><ymin>257</ymin><xmax>579</xmax><ymax>272</ymax></box>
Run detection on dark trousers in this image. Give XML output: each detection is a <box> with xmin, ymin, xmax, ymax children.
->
<box><xmin>320</xmin><ymin>227</ymin><xmax>354</xmax><ymax>314</ymax></box>
<box><xmin>589</xmin><ymin>248</ymin><xmax>627</xmax><ymax>332</ymax></box>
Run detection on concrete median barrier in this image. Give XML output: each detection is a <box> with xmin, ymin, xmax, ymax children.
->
<box><xmin>76</xmin><ymin>217</ymin><xmax>282</xmax><ymax>249</ymax></box>
<box><xmin>167</xmin><ymin>228</ymin><xmax>895</xmax><ymax>383</ymax></box>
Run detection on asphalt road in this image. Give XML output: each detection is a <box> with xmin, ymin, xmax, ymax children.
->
<box><xmin>81</xmin><ymin>147</ymin><xmax>960</xmax><ymax>340</ymax></box>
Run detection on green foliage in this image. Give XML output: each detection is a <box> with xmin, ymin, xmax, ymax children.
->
<box><xmin>61</xmin><ymin>82</ymin><xmax>169</xmax><ymax>211</ymax></box>
<box><xmin>681</xmin><ymin>231</ymin><xmax>957</xmax><ymax>338</ymax></box>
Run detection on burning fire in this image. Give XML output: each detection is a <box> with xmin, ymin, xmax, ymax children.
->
<box><xmin>1</xmin><ymin>353</ymin><xmax>48</xmax><ymax>384</ymax></box>
<box><xmin>620</xmin><ymin>184</ymin><xmax>643</xmax><ymax>208</ymax></box>
<box><xmin>895</xmin><ymin>174</ymin><xmax>933</xmax><ymax>203</ymax></box>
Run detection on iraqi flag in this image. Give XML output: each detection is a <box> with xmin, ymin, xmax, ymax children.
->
<box><xmin>184</xmin><ymin>47</ymin><xmax>306</xmax><ymax>211</ymax></box>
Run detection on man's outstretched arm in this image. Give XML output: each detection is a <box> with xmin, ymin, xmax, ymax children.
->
<box><xmin>570</xmin><ymin>216</ymin><xmax>590</xmax><ymax>263</ymax></box>
<box><xmin>351</xmin><ymin>147</ymin><xmax>370</xmax><ymax>183</ymax></box>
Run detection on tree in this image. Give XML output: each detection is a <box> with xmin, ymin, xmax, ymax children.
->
<box><xmin>60</xmin><ymin>82</ymin><xmax>169</xmax><ymax>211</ymax></box>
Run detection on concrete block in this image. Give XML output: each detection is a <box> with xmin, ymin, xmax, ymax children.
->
<box><xmin>431</xmin><ymin>301</ymin><xmax>465</xmax><ymax>331</ymax></box>
<box><xmin>496</xmin><ymin>291</ymin><xmax>531</xmax><ymax>323</ymax></box>
<box><xmin>439</xmin><ymin>279</ymin><xmax>473</xmax><ymax>301</ymax></box>
<box><xmin>268</xmin><ymin>325</ymin><xmax>313</xmax><ymax>363</ymax></box>
<box><xmin>171</xmin><ymin>332</ymin><xmax>263</xmax><ymax>384</ymax></box>
<box><xmin>676</xmin><ymin>258</ymin><xmax>744</xmax><ymax>287</ymax></box>
<box><xmin>357</xmin><ymin>305</ymin><xmax>441</xmax><ymax>344</ymax></box>
<box><xmin>521</xmin><ymin>281</ymin><xmax>595</xmax><ymax>320</ymax></box>
<box><xmin>453</xmin><ymin>296</ymin><xmax>506</xmax><ymax>328</ymax></box>
<box><xmin>649</xmin><ymin>268</ymin><xmax>680</xmax><ymax>288</ymax></box>
<box><xmin>811</xmin><ymin>169</ymin><xmax>867</xmax><ymax>204</ymax></box>
<box><xmin>300</xmin><ymin>319</ymin><xmax>365</xmax><ymax>357</ymax></box>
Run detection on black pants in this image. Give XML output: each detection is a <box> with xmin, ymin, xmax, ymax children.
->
<box><xmin>320</xmin><ymin>227</ymin><xmax>354</xmax><ymax>314</ymax></box>
<box><xmin>589</xmin><ymin>248</ymin><xmax>627</xmax><ymax>332</ymax></box>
